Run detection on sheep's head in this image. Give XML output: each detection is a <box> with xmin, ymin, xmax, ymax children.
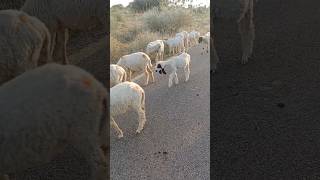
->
<box><xmin>198</xmin><ymin>36</ymin><xmax>203</xmax><ymax>44</ymax></box>
<box><xmin>155</xmin><ymin>63</ymin><xmax>166</xmax><ymax>75</ymax></box>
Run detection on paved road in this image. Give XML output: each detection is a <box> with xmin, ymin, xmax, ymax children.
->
<box><xmin>110</xmin><ymin>44</ymin><xmax>210</xmax><ymax>180</ymax></box>
<box><xmin>213</xmin><ymin>0</ymin><xmax>320</xmax><ymax>179</ymax></box>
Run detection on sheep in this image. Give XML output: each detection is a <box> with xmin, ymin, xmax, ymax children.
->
<box><xmin>110</xmin><ymin>64</ymin><xmax>127</xmax><ymax>88</ymax></box>
<box><xmin>0</xmin><ymin>9</ymin><xmax>52</xmax><ymax>85</ymax></box>
<box><xmin>0</xmin><ymin>63</ymin><xmax>108</xmax><ymax>180</ymax></box>
<box><xmin>155</xmin><ymin>52</ymin><xmax>191</xmax><ymax>88</ymax></box>
<box><xmin>188</xmin><ymin>30</ymin><xmax>201</xmax><ymax>47</ymax></box>
<box><xmin>21</xmin><ymin>0</ymin><xmax>107</xmax><ymax>65</ymax></box>
<box><xmin>110</xmin><ymin>81</ymin><xmax>146</xmax><ymax>138</ymax></box>
<box><xmin>164</xmin><ymin>37</ymin><xmax>177</xmax><ymax>55</ymax></box>
<box><xmin>238</xmin><ymin>0</ymin><xmax>255</xmax><ymax>64</ymax></box>
<box><xmin>198</xmin><ymin>33</ymin><xmax>210</xmax><ymax>54</ymax></box>
<box><xmin>117</xmin><ymin>52</ymin><xmax>154</xmax><ymax>86</ymax></box>
<box><xmin>146</xmin><ymin>40</ymin><xmax>164</xmax><ymax>63</ymax></box>
<box><xmin>176</xmin><ymin>31</ymin><xmax>189</xmax><ymax>51</ymax></box>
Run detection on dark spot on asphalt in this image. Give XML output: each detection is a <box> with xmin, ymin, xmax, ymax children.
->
<box><xmin>157</xmin><ymin>64</ymin><xmax>162</xmax><ymax>68</ymax></box>
<box><xmin>196</xmin><ymin>94</ymin><xmax>199</xmax><ymax>96</ymax></box>
<box><xmin>163</xmin><ymin>151</ymin><xmax>168</xmax><ymax>155</ymax></box>
<box><xmin>232</xmin><ymin>92</ymin><xmax>239</xmax><ymax>96</ymax></box>
<box><xmin>277</xmin><ymin>103</ymin><xmax>285</xmax><ymax>108</ymax></box>
<box><xmin>207</xmin><ymin>50</ymin><xmax>208</xmax><ymax>53</ymax></box>
<box><xmin>158</xmin><ymin>151</ymin><xmax>161</xmax><ymax>154</ymax></box>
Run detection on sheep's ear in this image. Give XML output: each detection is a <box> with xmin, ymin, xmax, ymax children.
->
<box><xmin>162</xmin><ymin>68</ymin><xmax>167</xmax><ymax>74</ymax></box>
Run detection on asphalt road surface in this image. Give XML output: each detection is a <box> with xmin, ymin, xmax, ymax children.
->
<box><xmin>110</xmin><ymin>44</ymin><xmax>210</xmax><ymax>180</ymax></box>
<box><xmin>213</xmin><ymin>0</ymin><xmax>320</xmax><ymax>179</ymax></box>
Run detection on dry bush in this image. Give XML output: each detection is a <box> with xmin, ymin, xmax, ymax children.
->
<box><xmin>110</xmin><ymin>36</ymin><xmax>128</xmax><ymax>64</ymax></box>
<box><xmin>143</xmin><ymin>7</ymin><xmax>192</xmax><ymax>35</ymax></box>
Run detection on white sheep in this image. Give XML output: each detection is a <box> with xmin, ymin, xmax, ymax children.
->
<box><xmin>110</xmin><ymin>81</ymin><xmax>146</xmax><ymax>138</ymax></box>
<box><xmin>188</xmin><ymin>31</ymin><xmax>200</xmax><ymax>47</ymax></box>
<box><xmin>110</xmin><ymin>64</ymin><xmax>127</xmax><ymax>88</ymax></box>
<box><xmin>176</xmin><ymin>31</ymin><xmax>189</xmax><ymax>51</ymax></box>
<box><xmin>0</xmin><ymin>9</ymin><xmax>52</xmax><ymax>85</ymax></box>
<box><xmin>117</xmin><ymin>52</ymin><xmax>154</xmax><ymax>86</ymax></box>
<box><xmin>164</xmin><ymin>37</ymin><xmax>178</xmax><ymax>55</ymax></box>
<box><xmin>155</xmin><ymin>52</ymin><xmax>191</xmax><ymax>88</ymax></box>
<box><xmin>0</xmin><ymin>63</ymin><xmax>108</xmax><ymax>180</ymax></box>
<box><xmin>146</xmin><ymin>40</ymin><xmax>164</xmax><ymax>63</ymax></box>
<box><xmin>198</xmin><ymin>33</ymin><xmax>210</xmax><ymax>54</ymax></box>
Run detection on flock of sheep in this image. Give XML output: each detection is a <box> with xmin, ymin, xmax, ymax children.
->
<box><xmin>110</xmin><ymin>30</ymin><xmax>210</xmax><ymax>138</ymax></box>
<box><xmin>0</xmin><ymin>0</ymin><xmax>108</xmax><ymax>179</ymax></box>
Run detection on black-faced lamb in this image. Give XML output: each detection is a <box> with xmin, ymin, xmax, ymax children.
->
<box><xmin>0</xmin><ymin>63</ymin><xmax>108</xmax><ymax>180</ymax></box>
<box><xmin>110</xmin><ymin>81</ymin><xmax>146</xmax><ymax>138</ymax></box>
<box><xmin>155</xmin><ymin>52</ymin><xmax>191</xmax><ymax>88</ymax></box>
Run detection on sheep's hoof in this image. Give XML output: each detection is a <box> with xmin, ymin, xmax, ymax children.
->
<box><xmin>136</xmin><ymin>130</ymin><xmax>141</xmax><ymax>134</ymax></box>
<box><xmin>118</xmin><ymin>134</ymin><xmax>123</xmax><ymax>138</ymax></box>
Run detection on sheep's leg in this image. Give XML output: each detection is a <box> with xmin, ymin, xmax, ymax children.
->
<box><xmin>155</xmin><ymin>52</ymin><xmax>159</xmax><ymax>63</ymax></box>
<box><xmin>52</xmin><ymin>27</ymin><xmax>69</xmax><ymax>65</ymax></box>
<box><xmin>147</xmin><ymin>65</ymin><xmax>155</xmax><ymax>83</ymax></box>
<box><xmin>185</xmin><ymin>65</ymin><xmax>190</xmax><ymax>82</ymax></box>
<box><xmin>128</xmin><ymin>70</ymin><xmax>132</xmax><ymax>81</ymax></box>
<box><xmin>136</xmin><ymin>107</ymin><xmax>146</xmax><ymax>134</ymax></box>
<box><xmin>111</xmin><ymin>117</ymin><xmax>123</xmax><ymax>138</ymax></box>
<box><xmin>174</xmin><ymin>72</ymin><xmax>179</xmax><ymax>84</ymax></box>
<box><xmin>168</xmin><ymin>73</ymin><xmax>175</xmax><ymax>87</ymax></box>
<box><xmin>144</xmin><ymin>68</ymin><xmax>149</xmax><ymax>86</ymax></box>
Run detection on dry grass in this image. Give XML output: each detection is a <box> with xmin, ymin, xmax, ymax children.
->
<box><xmin>110</xmin><ymin>5</ymin><xmax>210</xmax><ymax>64</ymax></box>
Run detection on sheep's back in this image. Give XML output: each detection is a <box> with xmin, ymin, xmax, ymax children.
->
<box><xmin>110</xmin><ymin>82</ymin><xmax>143</xmax><ymax>115</ymax></box>
<box><xmin>0</xmin><ymin>63</ymin><xmax>107</xmax><ymax>173</ymax></box>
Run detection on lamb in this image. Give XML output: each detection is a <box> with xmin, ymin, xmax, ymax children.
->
<box><xmin>188</xmin><ymin>31</ymin><xmax>200</xmax><ymax>47</ymax></box>
<box><xmin>146</xmin><ymin>40</ymin><xmax>164</xmax><ymax>63</ymax></box>
<box><xmin>155</xmin><ymin>52</ymin><xmax>190</xmax><ymax>88</ymax></box>
<box><xmin>21</xmin><ymin>0</ymin><xmax>107</xmax><ymax>65</ymax></box>
<box><xmin>117</xmin><ymin>52</ymin><xmax>154</xmax><ymax>86</ymax></box>
<box><xmin>110</xmin><ymin>64</ymin><xmax>127</xmax><ymax>88</ymax></box>
<box><xmin>110</xmin><ymin>81</ymin><xmax>146</xmax><ymax>138</ymax></box>
<box><xmin>0</xmin><ymin>63</ymin><xmax>108</xmax><ymax>180</ymax></box>
<box><xmin>0</xmin><ymin>9</ymin><xmax>52</xmax><ymax>85</ymax></box>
